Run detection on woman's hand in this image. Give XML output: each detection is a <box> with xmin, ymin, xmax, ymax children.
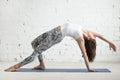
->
<box><xmin>88</xmin><ymin>69</ymin><xmax>97</xmax><ymax>72</ymax></box>
<box><xmin>88</xmin><ymin>69</ymin><xmax>98</xmax><ymax>72</ymax></box>
<box><xmin>109</xmin><ymin>42</ymin><xmax>116</xmax><ymax>52</ymax></box>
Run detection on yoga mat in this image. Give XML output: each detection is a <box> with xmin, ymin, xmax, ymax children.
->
<box><xmin>15</xmin><ymin>68</ymin><xmax>111</xmax><ymax>73</ymax></box>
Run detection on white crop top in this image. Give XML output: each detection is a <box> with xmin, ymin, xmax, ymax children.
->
<box><xmin>60</xmin><ymin>23</ymin><xmax>83</xmax><ymax>40</ymax></box>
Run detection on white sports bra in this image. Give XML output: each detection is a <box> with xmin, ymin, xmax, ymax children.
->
<box><xmin>60</xmin><ymin>23</ymin><xmax>83</xmax><ymax>40</ymax></box>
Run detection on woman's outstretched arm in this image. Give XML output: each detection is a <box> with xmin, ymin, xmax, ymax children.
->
<box><xmin>92</xmin><ymin>31</ymin><xmax>116</xmax><ymax>52</ymax></box>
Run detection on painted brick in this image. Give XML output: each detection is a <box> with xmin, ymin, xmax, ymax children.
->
<box><xmin>0</xmin><ymin>0</ymin><xmax>120</xmax><ymax>62</ymax></box>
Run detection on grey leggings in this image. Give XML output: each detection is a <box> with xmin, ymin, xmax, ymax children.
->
<box><xmin>19</xmin><ymin>27</ymin><xmax>63</xmax><ymax>67</ymax></box>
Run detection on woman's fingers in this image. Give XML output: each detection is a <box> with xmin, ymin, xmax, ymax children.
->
<box><xmin>88</xmin><ymin>69</ymin><xmax>98</xmax><ymax>72</ymax></box>
<box><xmin>109</xmin><ymin>43</ymin><xmax>116</xmax><ymax>52</ymax></box>
<box><xmin>112</xmin><ymin>44</ymin><xmax>116</xmax><ymax>51</ymax></box>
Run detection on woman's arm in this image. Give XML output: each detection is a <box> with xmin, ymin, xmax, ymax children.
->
<box><xmin>76</xmin><ymin>37</ymin><xmax>94</xmax><ymax>72</ymax></box>
<box><xmin>92</xmin><ymin>31</ymin><xmax>116</xmax><ymax>51</ymax></box>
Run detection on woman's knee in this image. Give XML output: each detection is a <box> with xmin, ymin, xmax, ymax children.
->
<box><xmin>31</xmin><ymin>41</ymin><xmax>38</xmax><ymax>49</ymax></box>
<box><xmin>31</xmin><ymin>41</ymin><xmax>35</xmax><ymax>48</ymax></box>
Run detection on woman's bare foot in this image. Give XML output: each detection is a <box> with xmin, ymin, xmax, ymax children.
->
<box><xmin>4</xmin><ymin>64</ymin><xmax>20</xmax><ymax>72</ymax></box>
<box><xmin>33</xmin><ymin>64</ymin><xmax>45</xmax><ymax>70</ymax></box>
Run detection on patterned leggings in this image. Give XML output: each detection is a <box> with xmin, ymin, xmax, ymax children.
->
<box><xmin>19</xmin><ymin>27</ymin><xmax>63</xmax><ymax>67</ymax></box>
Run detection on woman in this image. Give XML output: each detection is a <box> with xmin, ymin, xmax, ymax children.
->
<box><xmin>4</xmin><ymin>23</ymin><xmax>116</xmax><ymax>72</ymax></box>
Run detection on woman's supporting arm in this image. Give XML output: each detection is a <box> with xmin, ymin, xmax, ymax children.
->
<box><xmin>76</xmin><ymin>37</ymin><xmax>94</xmax><ymax>72</ymax></box>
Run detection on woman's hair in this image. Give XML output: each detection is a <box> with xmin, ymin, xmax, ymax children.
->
<box><xmin>84</xmin><ymin>39</ymin><xmax>96</xmax><ymax>62</ymax></box>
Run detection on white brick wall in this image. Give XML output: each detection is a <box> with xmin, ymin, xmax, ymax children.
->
<box><xmin>0</xmin><ymin>0</ymin><xmax>120</xmax><ymax>62</ymax></box>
